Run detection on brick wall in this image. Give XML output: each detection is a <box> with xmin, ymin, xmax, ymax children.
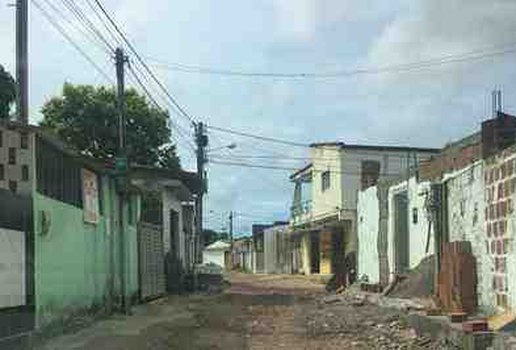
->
<box><xmin>419</xmin><ymin>133</ymin><xmax>481</xmax><ymax>181</ymax></box>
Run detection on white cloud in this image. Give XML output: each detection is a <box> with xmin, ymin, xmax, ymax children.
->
<box><xmin>368</xmin><ymin>0</ymin><xmax>516</xmax><ymax>67</ymax></box>
<box><xmin>270</xmin><ymin>0</ymin><xmax>369</xmax><ymax>41</ymax></box>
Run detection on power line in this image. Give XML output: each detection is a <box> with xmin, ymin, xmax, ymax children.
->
<box><xmin>92</xmin><ymin>0</ymin><xmax>196</xmax><ymax>126</ymax></box>
<box><xmin>145</xmin><ymin>43</ymin><xmax>516</xmax><ymax>79</ymax></box>
<box><xmin>38</xmin><ymin>0</ymin><xmax>109</xmax><ymax>54</ymax></box>
<box><xmin>59</xmin><ymin>0</ymin><xmax>114</xmax><ymax>52</ymax></box>
<box><xmin>207</xmin><ymin>125</ymin><xmax>308</xmax><ymax>148</ymax></box>
<box><xmin>82</xmin><ymin>0</ymin><xmax>122</xmax><ymax>46</ymax></box>
<box><xmin>31</xmin><ymin>0</ymin><xmax>113</xmax><ymax>84</ymax></box>
<box><xmin>127</xmin><ymin>64</ymin><xmax>196</xmax><ymax>152</ymax></box>
<box><xmin>209</xmin><ymin>159</ymin><xmax>405</xmax><ymax>177</ymax></box>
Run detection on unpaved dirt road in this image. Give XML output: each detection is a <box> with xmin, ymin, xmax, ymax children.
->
<box><xmin>35</xmin><ymin>273</ymin><xmax>442</xmax><ymax>349</ymax></box>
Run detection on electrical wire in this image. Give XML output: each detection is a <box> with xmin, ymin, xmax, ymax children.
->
<box><xmin>38</xmin><ymin>0</ymin><xmax>110</xmax><ymax>54</ymax></box>
<box><xmin>59</xmin><ymin>0</ymin><xmax>115</xmax><ymax>52</ymax></box>
<box><xmin>31</xmin><ymin>0</ymin><xmax>113</xmax><ymax>84</ymax></box>
<box><xmin>127</xmin><ymin>64</ymin><xmax>196</xmax><ymax>152</ymax></box>
<box><xmin>207</xmin><ymin>125</ymin><xmax>308</xmax><ymax>148</ymax></box>
<box><xmin>146</xmin><ymin>43</ymin><xmax>516</xmax><ymax>79</ymax></box>
<box><xmin>92</xmin><ymin>0</ymin><xmax>196</xmax><ymax>126</ymax></box>
<box><xmin>82</xmin><ymin>0</ymin><xmax>123</xmax><ymax>47</ymax></box>
<box><xmin>209</xmin><ymin>159</ymin><xmax>405</xmax><ymax>177</ymax></box>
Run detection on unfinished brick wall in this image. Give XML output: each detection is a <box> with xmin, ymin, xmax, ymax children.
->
<box><xmin>484</xmin><ymin>147</ymin><xmax>516</xmax><ymax>310</ymax></box>
<box><xmin>419</xmin><ymin>140</ymin><xmax>481</xmax><ymax>182</ymax></box>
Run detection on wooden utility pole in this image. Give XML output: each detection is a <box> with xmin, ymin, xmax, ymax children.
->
<box><xmin>229</xmin><ymin>211</ymin><xmax>234</xmax><ymax>268</ymax></box>
<box><xmin>115</xmin><ymin>47</ymin><xmax>129</xmax><ymax>313</ymax></box>
<box><xmin>195</xmin><ymin>122</ymin><xmax>208</xmax><ymax>262</ymax></box>
<box><xmin>16</xmin><ymin>0</ymin><xmax>28</xmax><ymax>124</ymax></box>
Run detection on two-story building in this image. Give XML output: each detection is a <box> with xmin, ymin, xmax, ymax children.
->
<box><xmin>290</xmin><ymin>142</ymin><xmax>439</xmax><ymax>281</ymax></box>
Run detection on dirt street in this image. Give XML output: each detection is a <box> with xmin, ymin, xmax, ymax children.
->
<box><xmin>35</xmin><ymin>273</ymin><xmax>444</xmax><ymax>349</ymax></box>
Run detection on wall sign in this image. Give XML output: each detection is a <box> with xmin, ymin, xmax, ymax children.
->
<box><xmin>82</xmin><ymin>168</ymin><xmax>99</xmax><ymax>224</ymax></box>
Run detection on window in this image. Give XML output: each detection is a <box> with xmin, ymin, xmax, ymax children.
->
<box><xmin>9</xmin><ymin>180</ymin><xmax>17</xmax><ymax>193</ymax></box>
<box><xmin>36</xmin><ymin>137</ymin><xmax>83</xmax><ymax>207</ymax></box>
<box><xmin>321</xmin><ymin>171</ymin><xmax>331</xmax><ymax>191</ymax></box>
<box><xmin>0</xmin><ymin>164</ymin><xmax>4</xmax><ymax>180</ymax></box>
<box><xmin>8</xmin><ymin>147</ymin><xmax>16</xmax><ymax>165</ymax></box>
<box><xmin>22</xmin><ymin>165</ymin><xmax>29</xmax><ymax>181</ymax></box>
<box><xmin>412</xmin><ymin>207</ymin><xmax>418</xmax><ymax>224</ymax></box>
<box><xmin>20</xmin><ymin>132</ymin><xmax>28</xmax><ymax>149</ymax></box>
<box><xmin>0</xmin><ymin>130</ymin><xmax>3</xmax><ymax>147</ymax></box>
<box><xmin>361</xmin><ymin>160</ymin><xmax>381</xmax><ymax>190</ymax></box>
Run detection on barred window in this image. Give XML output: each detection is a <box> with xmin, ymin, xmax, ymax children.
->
<box><xmin>36</xmin><ymin>137</ymin><xmax>83</xmax><ymax>208</ymax></box>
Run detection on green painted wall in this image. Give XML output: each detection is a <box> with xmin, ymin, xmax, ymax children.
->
<box><xmin>33</xmin><ymin>175</ymin><xmax>140</xmax><ymax>327</ymax></box>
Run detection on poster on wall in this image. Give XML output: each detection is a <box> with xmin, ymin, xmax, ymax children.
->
<box><xmin>82</xmin><ymin>168</ymin><xmax>99</xmax><ymax>224</ymax></box>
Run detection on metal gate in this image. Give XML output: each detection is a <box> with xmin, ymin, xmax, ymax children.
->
<box><xmin>138</xmin><ymin>222</ymin><xmax>166</xmax><ymax>301</ymax></box>
<box><xmin>0</xmin><ymin>189</ymin><xmax>34</xmax><ymax>342</ymax></box>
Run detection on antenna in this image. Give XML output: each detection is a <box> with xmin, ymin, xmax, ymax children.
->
<box><xmin>492</xmin><ymin>88</ymin><xmax>503</xmax><ymax>118</ymax></box>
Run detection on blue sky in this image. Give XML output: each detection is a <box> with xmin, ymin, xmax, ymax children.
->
<box><xmin>2</xmin><ymin>0</ymin><xmax>516</xmax><ymax>235</ymax></box>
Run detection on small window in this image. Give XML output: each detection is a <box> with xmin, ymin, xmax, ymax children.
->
<box><xmin>321</xmin><ymin>171</ymin><xmax>331</xmax><ymax>191</ymax></box>
<box><xmin>8</xmin><ymin>147</ymin><xmax>16</xmax><ymax>165</ymax></box>
<box><xmin>412</xmin><ymin>207</ymin><xmax>418</xmax><ymax>224</ymax></box>
<box><xmin>0</xmin><ymin>131</ymin><xmax>3</xmax><ymax>147</ymax></box>
<box><xmin>22</xmin><ymin>165</ymin><xmax>29</xmax><ymax>181</ymax></box>
<box><xmin>9</xmin><ymin>180</ymin><xmax>17</xmax><ymax>193</ymax></box>
<box><xmin>20</xmin><ymin>132</ymin><xmax>28</xmax><ymax>149</ymax></box>
<box><xmin>0</xmin><ymin>164</ymin><xmax>4</xmax><ymax>180</ymax></box>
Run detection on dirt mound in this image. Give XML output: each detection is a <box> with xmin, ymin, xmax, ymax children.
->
<box><xmin>388</xmin><ymin>255</ymin><xmax>435</xmax><ymax>299</ymax></box>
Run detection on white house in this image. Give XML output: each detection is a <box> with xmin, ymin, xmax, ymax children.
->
<box><xmin>203</xmin><ymin>240</ymin><xmax>230</xmax><ymax>268</ymax></box>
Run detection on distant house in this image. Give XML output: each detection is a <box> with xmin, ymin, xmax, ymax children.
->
<box><xmin>131</xmin><ymin>165</ymin><xmax>200</xmax><ymax>294</ymax></box>
<box><xmin>203</xmin><ymin>240</ymin><xmax>230</xmax><ymax>268</ymax></box>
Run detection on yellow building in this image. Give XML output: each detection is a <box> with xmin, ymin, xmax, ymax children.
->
<box><xmin>290</xmin><ymin>142</ymin><xmax>438</xmax><ymax>281</ymax></box>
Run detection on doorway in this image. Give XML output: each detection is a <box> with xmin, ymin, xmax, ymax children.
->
<box><xmin>310</xmin><ymin>232</ymin><xmax>320</xmax><ymax>274</ymax></box>
<box><xmin>393</xmin><ymin>192</ymin><xmax>409</xmax><ymax>274</ymax></box>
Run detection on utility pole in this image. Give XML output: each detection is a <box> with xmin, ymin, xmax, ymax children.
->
<box><xmin>195</xmin><ymin>122</ymin><xmax>208</xmax><ymax>262</ymax></box>
<box><xmin>229</xmin><ymin>211</ymin><xmax>234</xmax><ymax>269</ymax></box>
<box><xmin>115</xmin><ymin>47</ymin><xmax>129</xmax><ymax>313</ymax></box>
<box><xmin>16</xmin><ymin>0</ymin><xmax>28</xmax><ymax>124</ymax></box>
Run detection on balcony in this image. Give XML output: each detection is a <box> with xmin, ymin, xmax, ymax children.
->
<box><xmin>290</xmin><ymin>199</ymin><xmax>312</xmax><ymax>226</ymax></box>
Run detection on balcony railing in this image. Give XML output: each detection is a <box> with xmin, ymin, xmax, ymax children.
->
<box><xmin>290</xmin><ymin>200</ymin><xmax>312</xmax><ymax>222</ymax></box>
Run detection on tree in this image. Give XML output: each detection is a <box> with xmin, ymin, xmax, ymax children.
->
<box><xmin>40</xmin><ymin>83</ymin><xmax>180</xmax><ymax>169</ymax></box>
<box><xmin>0</xmin><ymin>65</ymin><xmax>16</xmax><ymax>119</ymax></box>
<box><xmin>203</xmin><ymin>229</ymin><xmax>229</xmax><ymax>246</ymax></box>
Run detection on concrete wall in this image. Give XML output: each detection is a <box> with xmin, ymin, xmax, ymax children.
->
<box><xmin>264</xmin><ymin>226</ymin><xmax>292</xmax><ymax>274</ymax></box>
<box><xmin>445</xmin><ymin>161</ymin><xmax>493</xmax><ymax>312</ymax></box>
<box><xmin>311</xmin><ymin>146</ymin><xmax>342</xmax><ymax>221</ymax></box>
<box><xmin>388</xmin><ymin>178</ymin><xmax>434</xmax><ymax>281</ymax></box>
<box><xmin>300</xmin><ymin>232</ymin><xmax>311</xmax><ymax>275</ymax></box>
<box><xmin>202</xmin><ymin>250</ymin><xmax>226</xmax><ymax>267</ymax></box>
<box><xmin>33</xmin><ymin>177</ymin><xmax>139</xmax><ymax>327</ymax></box>
<box><xmin>357</xmin><ymin>186</ymin><xmax>380</xmax><ymax>283</ymax></box>
<box><xmin>0</xmin><ymin>228</ymin><xmax>25</xmax><ymax>308</ymax></box>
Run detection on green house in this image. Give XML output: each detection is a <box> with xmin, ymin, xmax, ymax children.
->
<box><xmin>0</xmin><ymin>122</ymin><xmax>140</xmax><ymax>335</ymax></box>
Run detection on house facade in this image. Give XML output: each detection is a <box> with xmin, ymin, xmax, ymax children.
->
<box><xmin>0</xmin><ymin>122</ymin><xmax>141</xmax><ymax>336</ymax></box>
<box><xmin>0</xmin><ymin>122</ymin><xmax>200</xmax><ymax>341</ymax></box>
<box><xmin>290</xmin><ymin>142</ymin><xmax>438</xmax><ymax>278</ymax></box>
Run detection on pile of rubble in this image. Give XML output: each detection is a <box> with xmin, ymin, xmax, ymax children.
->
<box><xmin>302</xmin><ymin>292</ymin><xmax>446</xmax><ymax>349</ymax></box>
